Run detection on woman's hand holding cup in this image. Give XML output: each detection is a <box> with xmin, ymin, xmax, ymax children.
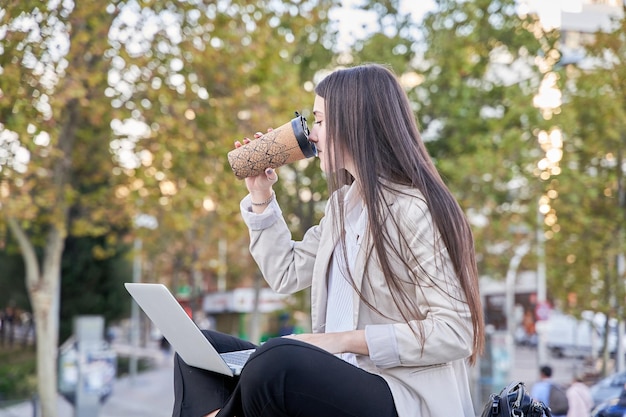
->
<box><xmin>235</xmin><ymin>130</ymin><xmax>277</xmax><ymax>212</ymax></box>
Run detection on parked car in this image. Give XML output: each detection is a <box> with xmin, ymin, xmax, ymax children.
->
<box><xmin>592</xmin><ymin>397</ymin><xmax>626</xmax><ymax>417</ymax></box>
<box><xmin>590</xmin><ymin>371</ymin><xmax>626</xmax><ymax>407</ymax></box>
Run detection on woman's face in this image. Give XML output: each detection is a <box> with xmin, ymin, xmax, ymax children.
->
<box><xmin>311</xmin><ymin>95</ymin><xmax>329</xmax><ymax>173</ymax></box>
<box><xmin>310</xmin><ymin>95</ymin><xmax>354</xmax><ymax>175</ymax></box>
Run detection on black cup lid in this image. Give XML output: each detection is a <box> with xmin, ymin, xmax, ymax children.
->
<box><xmin>291</xmin><ymin>111</ymin><xmax>317</xmax><ymax>158</ymax></box>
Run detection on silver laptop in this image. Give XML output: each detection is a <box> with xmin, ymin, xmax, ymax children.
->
<box><xmin>124</xmin><ymin>282</ymin><xmax>255</xmax><ymax>376</ymax></box>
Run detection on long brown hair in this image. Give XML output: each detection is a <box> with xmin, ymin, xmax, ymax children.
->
<box><xmin>314</xmin><ymin>64</ymin><xmax>484</xmax><ymax>363</ymax></box>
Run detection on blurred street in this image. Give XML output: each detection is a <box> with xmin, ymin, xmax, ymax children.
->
<box><xmin>0</xmin><ymin>342</ymin><xmax>595</xmax><ymax>417</ymax></box>
<box><xmin>511</xmin><ymin>344</ymin><xmax>590</xmax><ymax>386</ymax></box>
<box><xmin>0</xmin><ymin>348</ymin><xmax>174</xmax><ymax>417</ymax></box>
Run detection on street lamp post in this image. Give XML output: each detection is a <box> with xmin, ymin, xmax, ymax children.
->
<box><xmin>618</xmin><ymin>254</ymin><xmax>625</xmax><ymax>372</ymax></box>
<box><xmin>505</xmin><ymin>240</ymin><xmax>531</xmax><ymax>378</ymax></box>
<box><xmin>129</xmin><ymin>214</ymin><xmax>158</xmax><ymax>385</ymax></box>
<box><xmin>536</xmin><ymin>205</ymin><xmax>549</xmax><ymax>366</ymax></box>
<box><xmin>129</xmin><ymin>236</ymin><xmax>142</xmax><ymax>385</ymax></box>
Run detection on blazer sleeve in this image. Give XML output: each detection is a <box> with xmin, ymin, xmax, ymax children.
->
<box><xmin>240</xmin><ymin>194</ymin><xmax>327</xmax><ymax>295</ymax></box>
<box><xmin>365</xmin><ymin>196</ymin><xmax>474</xmax><ymax>367</ymax></box>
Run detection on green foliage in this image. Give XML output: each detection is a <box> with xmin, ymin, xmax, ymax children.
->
<box><xmin>0</xmin><ymin>1</ymin><xmax>339</xmax><ymax>414</ymax></box>
<box><xmin>0</xmin><ymin>14</ymin><xmax>341</xmax><ymax>411</ymax></box>
<box><xmin>406</xmin><ymin>0</ymin><xmax>557</xmax><ymax>279</ymax></box>
<box><xmin>0</xmin><ymin>346</ymin><xmax>37</xmax><ymax>402</ymax></box>
<box><xmin>352</xmin><ymin>1</ymin><xmax>618</xmax><ymax>313</ymax></box>
<box><xmin>59</xmin><ymin>234</ymin><xmax>131</xmax><ymax>343</ymax></box>
<box><xmin>0</xmin><ymin>0</ymin><xmax>340</xmax><ymax>298</ymax></box>
<box><xmin>101</xmin><ymin>0</ymin><xmax>337</xmax><ymax>290</ymax></box>
<box><xmin>0</xmin><ymin>251</ymin><xmax>30</xmax><ymax>310</ymax></box>
<box><xmin>115</xmin><ymin>355</ymin><xmax>153</xmax><ymax>378</ymax></box>
<box><xmin>552</xmin><ymin>14</ymin><xmax>626</xmax><ymax>314</ymax></box>
<box><xmin>349</xmin><ymin>0</ymin><xmax>416</xmax><ymax>73</ymax></box>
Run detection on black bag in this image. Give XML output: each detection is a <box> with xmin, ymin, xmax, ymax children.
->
<box><xmin>481</xmin><ymin>381</ymin><xmax>553</xmax><ymax>417</ymax></box>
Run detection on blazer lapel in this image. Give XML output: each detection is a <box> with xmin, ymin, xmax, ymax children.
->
<box><xmin>311</xmin><ymin>217</ymin><xmax>338</xmax><ymax>333</ymax></box>
<box><xmin>351</xmin><ymin>236</ymin><xmax>367</xmax><ymax>328</ymax></box>
<box><xmin>351</xmin><ymin>185</ymin><xmax>398</xmax><ymax>327</ymax></box>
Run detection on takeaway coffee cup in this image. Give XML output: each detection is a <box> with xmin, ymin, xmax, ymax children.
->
<box><xmin>227</xmin><ymin>112</ymin><xmax>317</xmax><ymax>179</ymax></box>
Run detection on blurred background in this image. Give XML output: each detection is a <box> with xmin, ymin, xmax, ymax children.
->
<box><xmin>1</xmin><ymin>0</ymin><xmax>625</xmax><ymax>416</ymax></box>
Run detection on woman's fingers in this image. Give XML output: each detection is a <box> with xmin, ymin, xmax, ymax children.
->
<box><xmin>234</xmin><ymin>138</ymin><xmax>252</xmax><ymax>148</ymax></box>
<box><xmin>265</xmin><ymin>168</ymin><xmax>277</xmax><ymax>182</ymax></box>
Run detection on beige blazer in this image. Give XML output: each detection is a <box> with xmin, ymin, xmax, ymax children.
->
<box><xmin>244</xmin><ymin>183</ymin><xmax>476</xmax><ymax>417</ymax></box>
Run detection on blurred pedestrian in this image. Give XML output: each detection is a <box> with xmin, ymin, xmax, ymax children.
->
<box><xmin>20</xmin><ymin>310</ymin><xmax>35</xmax><ymax>347</ymax></box>
<box><xmin>531</xmin><ymin>365</ymin><xmax>569</xmax><ymax>417</ymax></box>
<box><xmin>566</xmin><ymin>374</ymin><xmax>593</xmax><ymax>417</ymax></box>
<box><xmin>1</xmin><ymin>304</ymin><xmax>17</xmax><ymax>347</ymax></box>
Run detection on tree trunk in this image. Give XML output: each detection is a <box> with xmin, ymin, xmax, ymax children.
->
<box><xmin>7</xmin><ymin>219</ymin><xmax>65</xmax><ymax>417</ymax></box>
<box><xmin>32</xmin><ymin>281</ymin><xmax>61</xmax><ymax>417</ymax></box>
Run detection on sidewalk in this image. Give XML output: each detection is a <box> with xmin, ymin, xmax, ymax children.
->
<box><xmin>0</xmin><ymin>357</ymin><xmax>174</xmax><ymax>417</ymax></box>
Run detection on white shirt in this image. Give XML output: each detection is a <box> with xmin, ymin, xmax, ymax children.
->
<box><xmin>325</xmin><ymin>185</ymin><xmax>366</xmax><ymax>366</ymax></box>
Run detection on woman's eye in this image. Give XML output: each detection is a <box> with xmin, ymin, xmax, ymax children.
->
<box><xmin>314</xmin><ymin>120</ymin><xmax>323</xmax><ymax>125</ymax></box>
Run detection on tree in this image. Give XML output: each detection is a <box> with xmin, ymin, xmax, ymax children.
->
<box><xmin>341</xmin><ymin>0</ymin><xmax>560</xmax><ymax>284</ymax></box>
<box><xmin>0</xmin><ymin>1</ymin><xmax>338</xmax><ymax>415</ymax></box>
<box><xmin>1</xmin><ymin>3</ymin><xmax>122</xmax><ymax>415</ymax></box>
<box><xmin>352</xmin><ymin>0</ymin><xmax>558</xmax><ymax>285</ymax></box>
<box><xmin>555</xmin><ymin>10</ymin><xmax>626</xmax><ymax>335</ymax></box>
<box><xmin>104</xmin><ymin>0</ymin><xmax>337</xmax><ymax>317</ymax></box>
<box><xmin>415</xmin><ymin>0</ymin><xmax>561</xmax><ymax>281</ymax></box>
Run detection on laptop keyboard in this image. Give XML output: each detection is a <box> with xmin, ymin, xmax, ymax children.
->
<box><xmin>220</xmin><ymin>349</ymin><xmax>256</xmax><ymax>366</ymax></box>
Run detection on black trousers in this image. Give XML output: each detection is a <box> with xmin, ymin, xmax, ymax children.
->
<box><xmin>173</xmin><ymin>330</ymin><xmax>399</xmax><ymax>417</ymax></box>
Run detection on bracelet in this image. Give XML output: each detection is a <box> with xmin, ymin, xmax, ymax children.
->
<box><xmin>251</xmin><ymin>192</ymin><xmax>275</xmax><ymax>206</ymax></box>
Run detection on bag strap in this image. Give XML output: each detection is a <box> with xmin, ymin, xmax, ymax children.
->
<box><xmin>498</xmin><ymin>381</ymin><xmax>526</xmax><ymax>416</ymax></box>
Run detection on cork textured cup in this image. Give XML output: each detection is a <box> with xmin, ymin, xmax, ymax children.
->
<box><xmin>227</xmin><ymin>112</ymin><xmax>317</xmax><ymax>179</ymax></box>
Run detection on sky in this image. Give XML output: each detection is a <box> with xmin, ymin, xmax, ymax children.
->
<box><xmin>520</xmin><ymin>0</ymin><xmax>584</xmax><ymax>29</ymax></box>
<box><xmin>331</xmin><ymin>0</ymin><xmax>436</xmax><ymax>51</ymax></box>
<box><xmin>331</xmin><ymin>0</ymin><xmax>575</xmax><ymax>50</ymax></box>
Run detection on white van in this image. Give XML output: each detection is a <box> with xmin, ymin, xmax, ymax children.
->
<box><xmin>541</xmin><ymin>311</ymin><xmax>616</xmax><ymax>359</ymax></box>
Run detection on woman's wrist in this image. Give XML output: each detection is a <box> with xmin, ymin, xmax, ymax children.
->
<box><xmin>250</xmin><ymin>191</ymin><xmax>275</xmax><ymax>206</ymax></box>
<box><xmin>343</xmin><ymin>330</ymin><xmax>368</xmax><ymax>355</ymax></box>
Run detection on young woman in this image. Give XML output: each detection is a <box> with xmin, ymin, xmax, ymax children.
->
<box><xmin>173</xmin><ymin>63</ymin><xmax>484</xmax><ymax>417</ymax></box>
